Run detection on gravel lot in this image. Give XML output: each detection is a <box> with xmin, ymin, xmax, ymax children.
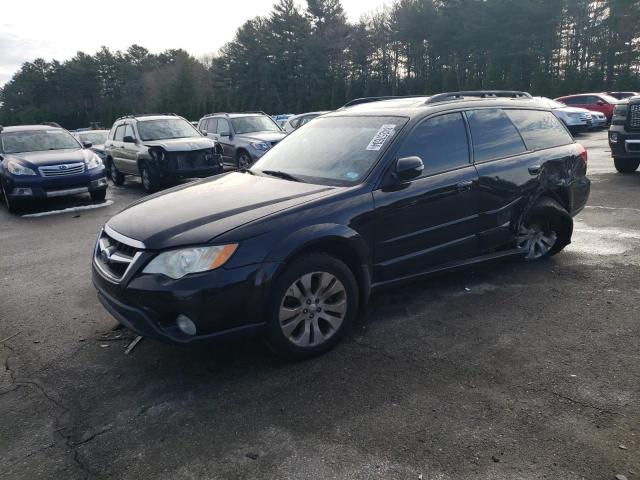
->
<box><xmin>1</xmin><ymin>129</ymin><xmax>638</xmax><ymax>480</ymax></box>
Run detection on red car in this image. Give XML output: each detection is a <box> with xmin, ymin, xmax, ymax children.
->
<box><xmin>554</xmin><ymin>93</ymin><xmax>619</xmax><ymax>122</ymax></box>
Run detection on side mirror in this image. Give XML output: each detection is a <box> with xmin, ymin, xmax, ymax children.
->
<box><xmin>597</xmin><ymin>100</ymin><xmax>605</xmax><ymax>106</ymax></box>
<box><xmin>123</xmin><ymin>135</ymin><xmax>135</xmax><ymax>143</ymax></box>
<box><xmin>200</xmin><ymin>129</ymin><xmax>208</xmax><ymax>136</ymax></box>
<box><xmin>394</xmin><ymin>156</ymin><xmax>424</xmax><ymax>182</ymax></box>
<box><xmin>82</xmin><ymin>141</ymin><xmax>93</xmax><ymax>149</ymax></box>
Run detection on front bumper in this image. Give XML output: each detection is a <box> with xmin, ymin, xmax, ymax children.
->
<box><xmin>4</xmin><ymin>167</ymin><xmax>108</xmax><ymax>200</ymax></box>
<box><xmin>92</xmin><ymin>259</ymin><xmax>278</xmax><ymax>344</ymax></box>
<box><xmin>162</xmin><ymin>165</ymin><xmax>224</xmax><ymax>181</ymax></box>
<box><xmin>609</xmin><ymin>127</ymin><xmax>640</xmax><ymax>159</ymax></box>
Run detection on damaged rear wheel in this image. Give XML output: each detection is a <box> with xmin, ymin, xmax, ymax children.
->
<box><xmin>517</xmin><ymin>197</ymin><xmax>572</xmax><ymax>261</ymax></box>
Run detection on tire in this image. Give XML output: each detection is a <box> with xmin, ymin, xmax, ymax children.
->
<box><xmin>614</xmin><ymin>157</ymin><xmax>640</xmax><ymax>174</ymax></box>
<box><xmin>107</xmin><ymin>159</ymin><xmax>125</xmax><ymax>185</ymax></box>
<box><xmin>236</xmin><ymin>150</ymin><xmax>252</xmax><ymax>171</ymax></box>
<box><xmin>140</xmin><ymin>161</ymin><xmax>162</xmax><ymax>193</ymax></box>
<box><xmin>1</xmin><ymin>181</ymin><xmax>20</xmax><ymax>214</ymax></box>
<box><xmin>517</xmin><ymin>197</ymin><xmax>572</xmax><ymax>260</ymax></box>
<box><xmin>90</xmin><ymin>189</ymin><xmax>107</xmax><ymax>202</ymax></box>
<box><xmin>265</xmin><ymin>253</ymin><xmax>359</xmax><ymax>359</ymax></box>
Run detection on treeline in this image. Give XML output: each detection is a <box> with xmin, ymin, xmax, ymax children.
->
<box><xmin>1</xmin><ymin>0</ymin><xmax>639</xmax><ymax>129</ymax></box>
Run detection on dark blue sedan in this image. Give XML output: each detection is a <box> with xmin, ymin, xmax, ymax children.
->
<box><xmin>0</xmin><ymin>124</ymin><xmax>108</xmax><ymax>213</ymax></box>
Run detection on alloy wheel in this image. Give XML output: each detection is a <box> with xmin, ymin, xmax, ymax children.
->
<box><xmin>517</xmin><ymin>221</ymin><xmax>557</xmax><ymax>260</ymax></box>
<box><xmin>278</xmin><ymin>271</ymin><xmax>348</xmax><ymax>348</ymax></box>
<box><xmin>238</xmin><ymin>153</ymin><xmax>251</xmax><ymax>170</ymax></box>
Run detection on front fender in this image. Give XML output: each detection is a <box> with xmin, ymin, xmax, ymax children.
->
<box><xmin>263</xmin><ymin>223</ymin><xmax>370</xmax><ymax>265</ymax></box>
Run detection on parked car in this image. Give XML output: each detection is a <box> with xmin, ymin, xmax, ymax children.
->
<box><xmin>73</xmin><ymin>129</ymin><xmax>109</xmax><ymax>160</ymax></box>
<box><xmin>197</xmin><ymin>112</ymin><xmax>286</xmax><ymax>169</ymax></box>
<box><xmin>272</xmin><ymin>114</ymin><xmax>294</xmax><ymax>129</ymax></box>
<box><xmin>533</xmin><ymin>97</ymin><xmax>592</xmax><ymax>133</ymax></box>
<box><xmin>605</xmin><ymin>91</ymin><xmax>640</xmax><ymax>100</ymax></box>
<box><xmin>0</xmin><ymin>124</ymin><xmax>108</xmax><ymax>212</ymax></box>
<box><xmin>554</xmin><ymin>93</ymin><xmax>619</xmax><ymax>122</ymax></box>
<box><xmin>608</xmin><ymin>95</ymin><xmax>640</xmax><ymax>173</ymax></box>
<box><xmin>283</xmin><ymin>111</ymin><xmax>331</xmax><ymax>133</ymax></box>
<box><xmin>589</xmin><ymin>111</ymin><xmax>607</xmax><ymax>129</ymax></box>
<box><xmin>104</xmin><ymin>114</ymin><xmax>223</xmax><ymax>193</ymax></box>
<box><xmin>92</xmin><ymin>90</ymin><xmax>590</xmax><ymax>359</ymax></box>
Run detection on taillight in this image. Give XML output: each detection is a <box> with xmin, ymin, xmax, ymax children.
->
<box><xmin>576</xmin><ymin>143</ymin><xmax>588</xmax><ymax>163</ymax></box>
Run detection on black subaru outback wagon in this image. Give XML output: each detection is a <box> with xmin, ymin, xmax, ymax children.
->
<box><xmin>92</xmin><ymin>91</ymin><xmax>590</xmax><ymax>359</ymax></box>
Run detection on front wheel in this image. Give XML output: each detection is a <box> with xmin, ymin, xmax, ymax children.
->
<box><xmin>614</xmin><ymin>157</ymin><xmax>640</xmax><ymax>174</ymax></box>
<box><xmin>140</xmin><ymin>162</ymin><xmax>162</xmax><ymax>193</ymax></box>
<box><xmin>236</xmin><ymin>151</ymin><xmax>252</xmax><ymax>171</ymax></box>
<box><xmin>1</xmin><ymin>181</ymin><xmax>20</xmax><ymax>214</ymax></box>
<box><xmin>266</xmin><ymin>253</ymin><xmax>359</xmax><ymax>359</ymax></box>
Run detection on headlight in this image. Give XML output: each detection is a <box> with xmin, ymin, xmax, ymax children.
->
<box><xmin>250</xmin><ymin>141</ymin><xmax>270</xmax><ymax>151</ymax></box>
<box><xmin>85</xmin><ymin>153</ymin><xmax>103</xmax><ymax>170</ymax></box>
<box><xmin>142</xmin><ymin>244</ymin><xmax>238</xmax><ymax>279</ymax></box>
<box><xmin>568</xmin><ymin>113</ymin><xmax>582</xmax><ymax>119</ymax></box>
<box><xmin>7</xmin><ymin>160</ymin><xmax>36</xmax><ymax>176</ymax></box>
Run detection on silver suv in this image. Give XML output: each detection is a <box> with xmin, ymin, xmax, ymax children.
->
<box><xmin>197</xmin><ymin>112</ymin><xmax>286</xmax><ymax>169</ymax></box>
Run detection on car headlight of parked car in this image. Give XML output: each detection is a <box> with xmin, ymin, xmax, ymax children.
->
<box><xmin>568</xmin><ymin>113</ymin><xmax>582</xmax><ymax>119</ymax></box>
<box><xmin>142</xmin><ymin>244</ymin><xmax>238</xmax><ymax>279</ymax></box>
<box><xmin>85</xmin><ymin>153</ymin><xmax>103</xmax><ymax>170</ymax></box>
<box><xmin>7</xmin><ymin>160</ymin><xmax>36</xmax><ymax>176</ymax></box>
<box><xmin>250</xmin><ymin>141</ymin><xmax>270</xmax><ymax>151</ymax></box>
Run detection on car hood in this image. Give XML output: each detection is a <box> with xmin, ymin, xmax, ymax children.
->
<box><xmin>106</xmin><ymin>172</ymin><xmax>337</xmax><ymax>249</ymax></box>
<box><xmin>555</xmin><ymin>106</ymin><xmax>591</xmax><ymax>114</ymax></box>
<box><xmin>237</xmin><ymin>131</ymin><xmax>287</xmax><ymax>143</ymax></box>
<box><xmin>6</xmin><ymin>148</ymin><xmax>92</xmax><ymax>166</ymax></box>
<box><xmin>142</xmin><ymin>137</ymin><xmax>217</xmax><ymax>151</ymax></box>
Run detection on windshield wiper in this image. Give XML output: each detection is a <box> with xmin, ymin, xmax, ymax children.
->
<box><xmin>260</xmin><ymin>170</ymin><xmax>303</xmax><ymax>182</ymax></box>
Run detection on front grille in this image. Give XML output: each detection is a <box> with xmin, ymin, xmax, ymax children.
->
<box><xmin>170</xmin><ymin>149</ymin><xmax>217</xmax><ymax>170</ymax></box>
<box><xmin>629</xmin><ymin>104</ymin><xmax>640</xmax><ymax>129</ymax></box>
<box><xmin>39</xmin><ymin>163</ymin><xmax>85</xmax><ymax>177</ymax></box>
<box><xmin>94</xmin><ymin>229</ymin><xmax>143</xmax><ymax>282</ymax></box>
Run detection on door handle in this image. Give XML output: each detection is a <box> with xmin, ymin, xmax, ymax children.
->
<box><xmin>456</xmin><ymin>180</ymin><xmax>474</xmax><ymax>192</ymax></box>
<box><xmin>528</xmin><ymin>165</ymin><xmax>541</xmax><ymax>175</ymax></box>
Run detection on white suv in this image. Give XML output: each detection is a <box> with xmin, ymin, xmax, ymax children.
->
<box><xmin>534</xmin><ymin>97</ymin><xmax>592</xmax><ymax>134</ymax></box>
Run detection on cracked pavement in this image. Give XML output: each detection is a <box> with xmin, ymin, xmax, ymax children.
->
<box><xmin>0</xmin><ymin>130</ymin><xmax>638</xmax><ymax>479</ymax></box>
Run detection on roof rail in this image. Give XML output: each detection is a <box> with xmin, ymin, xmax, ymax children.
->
<box><xmin>115</xmin><ymin>113</ymin><xmax>178</xmax><ymax>121</ymax></box>
<box><xmin>343</xmin><ymin>95</ymin><xmax>428</xmax><ymax>108</ymax></box>
<box><xmin>42</xmin><ymin>122</ymin><xmax>62</xmax><ymax>128</ymax></box>
<box><xmin>425</xmin><ymin>90</ymin><xmax>533</xmax><ymax>105</ymax></box>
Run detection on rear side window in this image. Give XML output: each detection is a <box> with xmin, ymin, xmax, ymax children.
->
<box><xmin>114</xmin><ymin>125</ymin><xmax>125</xmax><ymax>141</ymax></box>
<box><xmin>206</xmin><ymin>118</ymin><xmax>217</xmax><ymax>133</ymax></box>
<box><xmin>466</xmin><ymin>109</ymin><xmax>526</xmax><ymax>163</ymax></box>
<box><xmin>397</xmin><ymin>112</ymin><xmax>469</xmax><ymax>176</ymax></box>
<box><xmin>563</xmin><ymin>96</ymin><xmax>584</xmax><ymax>105</ymax></box>
<box><xmin>505</xmin><ymin>110</ymin><xmax>573</xmax><ymax>150</ymax></box>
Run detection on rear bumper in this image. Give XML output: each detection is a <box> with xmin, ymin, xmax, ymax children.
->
<box><xmin>4</xmin><ymin>168</ymin><xmax>108</xmax><ymax>200</ymax></box>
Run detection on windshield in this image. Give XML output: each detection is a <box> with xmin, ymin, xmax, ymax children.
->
<box><xmin>1</xmin><ymin>130</ymin><xmax>81</xmax><ymax>154</ymax></box>
<box><xmin>231</xmin><ymin>116</ymin><xmax>281</xmax><ymax>134</ymax></box>
<box><xmin>79</xmin><ymin>131</ymin><xmax>108</xmax><ymax>145</ymax></box>
<box><xmin>251</xmin><ymin>116</ymin><xmax>407</xmax><ymax>186</ymax></box>
<box><xmin>137</xmin><ymin>118</ymin><xmax>202</xmax><ymax>141</ymax></box>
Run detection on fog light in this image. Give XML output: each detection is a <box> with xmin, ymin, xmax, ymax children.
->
<box><xmin>14</xmin><ymin>188</ymin><xmax>33</xmax><ymax>196</ymax></box>
<box><xmin>610</xmin><ymin>132</ymin><xmax>619</xmax><ymax>143</ymax></box>
<box><xmin>176</xmin><ymin>314</ymin><xmax>197</xmax><ymax>336</ymax></box>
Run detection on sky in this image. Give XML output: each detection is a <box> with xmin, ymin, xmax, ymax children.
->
<box><xmin>0</xmin><ymin>0</ymin><xmax>391</xmax><ymax>86</ymax></box>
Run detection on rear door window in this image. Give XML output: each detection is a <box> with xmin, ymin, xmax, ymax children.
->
<box><xmin>466</xmin><ymin>109</ymin><xmax>527</xmax><ymax>163</ymax></box>
<box><xmin>397</xmin><ymin>112</ymin><xmax>470</xmax><ymax>176</ymax></box>
<box><xmin>563</xmin><ymin>97</ymin><xmax>584</xmax><ymax>106</ymax></box>
<box><xmin>505</xmin><ymin>110</ymin><xmax>573</xmax><ymax>150</ymax></box>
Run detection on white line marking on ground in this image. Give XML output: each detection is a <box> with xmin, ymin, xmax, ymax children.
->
<box><xmin>585</xmin><ymin>205</ymin><xmax>640</xmax><ymax>213</ymax></box>
<box><xmin>21</xmin><ymin>200</ymin><xmax>114</xmax><ymax>218</ymax></box>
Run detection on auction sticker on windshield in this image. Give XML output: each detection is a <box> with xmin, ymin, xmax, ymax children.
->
<box><xmin>366</xmin><ymin>124</ymin><xmax>396</xmax><ymax>151</ymax></box>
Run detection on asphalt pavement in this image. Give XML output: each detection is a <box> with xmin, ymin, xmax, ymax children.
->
<box><xmin>0</xmin><ymin>129</ymin><xmax>638</xmax><ymax>480</ymax></box>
